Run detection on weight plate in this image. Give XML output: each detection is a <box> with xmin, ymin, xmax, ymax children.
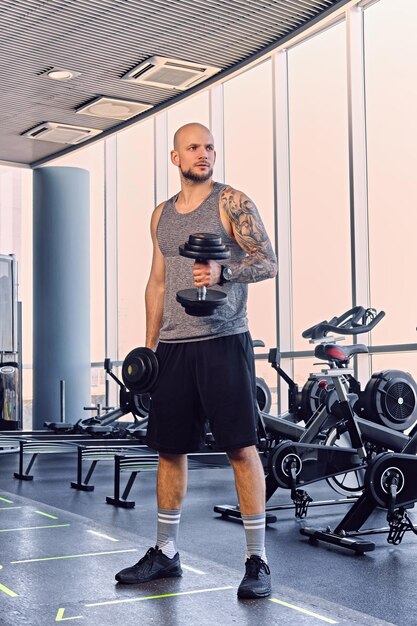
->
<box><xmin>179</xmin><ymin>245</ymin><xmax>231</xmax><ymax>261</ymax></box>
<box><xmin>188</xmin><ymin>233</ymin><xmax>222</xmax><ymax>246</ymax></box>
<box><xmin>184</xmin><ymin>242</ymin><xmax>228</xmax><ymax>254</ymax></box>
<box><xmin>177</xmin><ymin>288</ymin><xmax>228</xmax><ymax>316</ymax></box>
<box><xmin>122</xmin><ymin>347</ymin><xmax>159</xmax><ymax>394</ymax></box>
<box><xmin>256</xmin><ymin>377</ymin><xmax>272</xmax><ymax>413</ymax></box>
<box><xmin>131</xmin><ymin>393</ymin><xmax>151</xmax><ymax>418</ymax></box>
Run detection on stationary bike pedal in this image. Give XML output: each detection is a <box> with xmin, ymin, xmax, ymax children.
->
<box><xmin>387</xmin><ymin>508</ymin><xmax>417</xmax><ymax>545</ymax></box>
<box><xmin>293</xmin><ymin>489</ymin><xmax>313</xmax><ymax>519</ymax></box>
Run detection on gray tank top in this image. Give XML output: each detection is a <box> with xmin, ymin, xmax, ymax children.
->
<box><xmin>157</xmin><ymin>182</ymin><xmax>249</xmax><ymax>342</ymax></box>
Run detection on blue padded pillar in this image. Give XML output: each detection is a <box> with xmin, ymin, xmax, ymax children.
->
<box><xmin>33</xmin><ymin>167</ymin><xmax>90</xmax><ymax>429</ymax></box>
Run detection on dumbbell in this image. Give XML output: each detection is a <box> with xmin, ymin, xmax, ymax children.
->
<box><xmin>122</xmin><ymin>347</ymin><xmax>159</xmax><ymax>395</ymax></box>
<box><xmin>176</xmin><ymin>233</ymin><xmax>231</xmax><ymax>316</ymax></box>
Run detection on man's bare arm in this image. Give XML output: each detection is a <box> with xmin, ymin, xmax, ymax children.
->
<box><xmin>145</xmin><ymin>204</ymin><xmax>165</xmax><ymax>350</ymax></box>
<box><xmin>220</xmin><ymin>187</ymin><xmax>277</xmax><ymax>283</ymax></box>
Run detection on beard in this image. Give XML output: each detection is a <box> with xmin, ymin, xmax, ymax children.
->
<box><xmin>181</xmin><ymin>165</ymin><xmax>213</xmax><ymax>183</ymax></box>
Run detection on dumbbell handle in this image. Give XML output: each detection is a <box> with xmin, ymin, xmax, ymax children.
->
<box><xmin>194</xmin><ymin>257</ymin><xmax>209</xmax><ymax>301</ymax></box>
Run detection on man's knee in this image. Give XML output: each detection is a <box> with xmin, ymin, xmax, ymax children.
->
<box><xmin>159</xmin><ymin>452</ymin><xmax>186</xmax><ymax>462</ymax></box>
<box><xmin>227</xmin><ymin>445</ymin><xmax>258</xmax><ymax>464</ymax></box>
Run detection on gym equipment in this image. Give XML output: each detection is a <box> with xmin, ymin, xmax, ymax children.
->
<box><xmin>216</xmin><ymin>306</ymin><xmax>417</xmax><ymax>521</ymax></box>
<box><xmin>302</xmin><ymin>307</ymin><xmax>417</xmax><ymax>432</ymax></box>
<box><xmin>268</xmin><ymin>307</ymin><xmax>417</xmax><ymax>523</ymax></box>
<box><xmin>45</xmin><ymin>358</ymin><xmax>149</xmax><ymax>437</ymax></box>
<box><xmin>122</xmin><ymin>347</ymin><xmax>159</xmax><ymax>395</ymax></box>
<box><xmin>300</xmin><ymin>427</ymin><xmax>417</xmax><ymax>553</ymax></box>
<box><xmin>176</xmin><ymin>233</ymin><xmax>231</xmax><ymax>316</ymax></box>
<box><xmin>0</xmin><ymin>254</ymin><xmax>21</xmax><ymax>430</ymax></box>
<box><xmin>361</xmin><ymin>369</ymin><xmax>417</xmax><ymax>430</ymax></box>
<box><xmin>256</xmin><ymin>376</ymin><xmax>272</xmax><ymax>413</ymax></box>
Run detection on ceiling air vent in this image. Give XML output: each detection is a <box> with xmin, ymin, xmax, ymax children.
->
<box><xmin>76</xmin><ymin>96</ymin><xmax>153</xmax><ymax>120</ymax></box>
<box><xmin>22</xmin><ymin>122</ymin><xmax>102</xmax><ymax>144</ymax></box>
<box><xmin>122</xmin><ymin>56</ymin><xmax>220</xmax><ymax>91</ymax></box>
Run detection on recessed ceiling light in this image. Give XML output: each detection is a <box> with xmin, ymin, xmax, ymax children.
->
<box><xmin>76</xmin><ymin>97</ymin><xmax>153</xmax><ymax>120</ymax></box>
<box><xmin>46</xmin><ymin>68</ymin><xmax>80</xmax><ymax>81</ymax></box>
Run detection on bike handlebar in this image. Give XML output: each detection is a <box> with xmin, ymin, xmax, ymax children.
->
<box><xmin>302</xmin><ymin>306</ymin><xmax>385</xmax><ymax>340</ymax></box>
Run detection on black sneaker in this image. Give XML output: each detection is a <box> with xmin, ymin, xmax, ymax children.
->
<box><xmin>115</xmin><ymin>546</ymin><xmax>182</xmax><ymax>584</ymax></box>
<box><xmin>237</xmin><ymin>555</ymin><xmax>271</xmax><ymax>599</ymax></box>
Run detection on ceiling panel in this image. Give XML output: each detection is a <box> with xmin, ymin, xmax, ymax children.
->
<box><xmin>0</xmin><ymin>0</ymin><xmax>349</xmax><ymax>166</ymax></box>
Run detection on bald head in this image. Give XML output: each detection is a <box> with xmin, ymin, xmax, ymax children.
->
<box><xmin>173</xmin><ymin>123</ymin><xmax>214</xmax><ymax>150</ymax></box>
<box><xmin>171</xmin><ymin>123</ymin><xmax>216</xmax><ymax>183</ymax></box>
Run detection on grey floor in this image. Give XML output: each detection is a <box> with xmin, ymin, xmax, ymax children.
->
<box><xmin>0</xmin><ymin>447</ymin><xmax>415</xmax><ymax>625</ymax></box>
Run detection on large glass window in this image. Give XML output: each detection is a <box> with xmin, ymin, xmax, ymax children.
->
<box><xmin>371</xmin><ymin>352</ymin><xmax>417</xmax><ymax>383</ymax></box>
<box><xmin>117</xmin><ymin>118</ymin><xmax>155</xmax><ymax>360</ymax></box>
<box><xmin>0</xmin><ymin>166</ymin><xmax>32</xmax><ymax>427</ymax></box>
<box><xmin>224</xmin><ymin>60</ymin><xmax>276</xmax><ymax>350</ymax></box>
<box><xmin>365</xmin><ymin>0</ymin><xmax>417</xmax><ymax>346</ymax></box>
<box><xmin>288</xmin><ymin>22</ymin><xmax>351</xmax><ymax>350</ymax></box>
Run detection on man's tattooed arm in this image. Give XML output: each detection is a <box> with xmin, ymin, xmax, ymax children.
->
<box><xmin>220</xmin><ymin>187</ymin><xmax>277</xmax><ymax>283</ymax></box>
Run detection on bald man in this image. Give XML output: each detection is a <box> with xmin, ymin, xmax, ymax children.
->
<box><xmin>116</xmin><ymin>123</ymin><xmax>277</xmax><ymax>599</ymax></box>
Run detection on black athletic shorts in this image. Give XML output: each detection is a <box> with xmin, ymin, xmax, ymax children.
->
<box><xmin>146</xmin><ymin>332</ymin><xmax>259</xmax><ymax>454</ymax></box>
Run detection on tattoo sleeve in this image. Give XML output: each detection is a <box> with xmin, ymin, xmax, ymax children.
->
<box><xmin>220</xmin><ymin>187</ymin><xmax>278</xmax><ymax>283</ymax></box>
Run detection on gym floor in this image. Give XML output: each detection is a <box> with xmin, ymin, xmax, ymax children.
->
<box><xmin>0</xmin><ymin>449</ymin><xmax>415</xmax><ymax>625</ymax></box>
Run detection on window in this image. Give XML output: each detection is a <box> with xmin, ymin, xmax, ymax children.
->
<box><xmin>117</xmin><ymin>119</ymin><xmax>155</xmax><ymax>360</ymax></box>
<box><xmin>365</xmin><ymin>0</ymin><xmax>417</xmax><ymax>346</ymax></box>
<box><xmin>0</xmin><ymin>166</ymin><xmax>32</xmax><ymax>427</ymax></box>
<box><xmin>224</xmin><ymin>60</ymin><xmax>276</xmax><ymax>350</ymax></box>
<box><xmin>288</xmin><ymin>22</ymin><xmax>351</xmax><ymax>350</ymax></box>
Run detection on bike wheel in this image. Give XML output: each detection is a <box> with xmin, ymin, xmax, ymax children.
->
<box><xmin>324</xmin><ymin>427</ymin><xmax>365</xmax><ymax>496</ymax></box>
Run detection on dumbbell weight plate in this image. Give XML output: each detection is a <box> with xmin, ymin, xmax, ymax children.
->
<box><xmin>177</xmin><ymin>233</ymin><xmax>231</xmax><ymax>316</ymax></box>
<box><xmin>131</xmin><ymin>393</ymin><xmax>151</xmax><ymax>418</ymax></box>
<box><xmin>179</xmin><ymin>245</ymin><xmax>231</xmax><ymax>261</ymax></box>
<box><xmin>183</xmin><ymin>242</ymin><xmax>228</xmax><ymax>253</ymax></box>
<box><xmin>188</xmin><ymin>233</ymin><xmax>222</xmax><ymax>246</ymax></box>
<box><xmin>122</xmin><ymin>347</ymin><xmax>159</xmax><ymax>394</ymax></box>
<box><xmin>176</xmin><ymin>289</ymin><xmax>228</xmax><ymax>316</ymax></box>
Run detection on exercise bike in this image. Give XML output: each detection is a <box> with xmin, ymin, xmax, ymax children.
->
<box><xmin>266</xmin><ymin>307</ymin><xmax>417</xmax><ymax>520</ymax></box>
<box><xmin>300</xmin><ymin>433</ymin><xmax>417</xmax><ymax>553</ymax></box>
<box><xmin>215</xmin><ymin>306</ymin><xmax>417</xmax><ymax>521</ymax></box>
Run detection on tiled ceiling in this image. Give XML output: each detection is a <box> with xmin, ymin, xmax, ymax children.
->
<box><xmin>0</xmin><ymin>0</ymin><xmax>350</xmax><ymax>167</ymax></box>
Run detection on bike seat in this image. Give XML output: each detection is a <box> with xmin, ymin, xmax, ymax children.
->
<box><xmin>314</xmin><ymin>343</ymin><xmax>368</xmax><ymax>362</ymax></box>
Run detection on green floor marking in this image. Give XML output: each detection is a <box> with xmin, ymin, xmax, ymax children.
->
<box><xmin>55</xmin><ymin>608</ymin><xmax>83</xmax><ymax>621</ymax></box>
<box><xmin>0</xmin><ymin>497</ymin><xmax>14</xmax><ymax>504</ymax></box>
<box><xmin>0</xmin><ymin>524</ymin><xmax>70</xmax><ymax>533</ymax></box>
<box><xmin>86</xmin><ymin>586</ymin><xmax>234</xmax><ymax>608</ymax></box>
<box><xmin>11</xmin><ymin>548</ymin><xmax>137</xmax><ymax>564</ymax></box>
<box><xmin>35</xmin><ymin>510</ymin><xmax>59</xmax><ymax>520</ymax></box>
<box><xmin>269</xmin><ymin>598</ymin><xmax>338</xmax><ymax>624</ymax></box>
<box><xmin>0</xmin><ymin>582</ymin><xmax>18</xmax><ymax>598</ymax></box>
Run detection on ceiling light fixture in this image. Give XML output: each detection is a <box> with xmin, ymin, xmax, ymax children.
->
<box><xmin>45</xmin><ymin>68</ymin><xmax>80</xmax><ymax>81</ymax></box>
